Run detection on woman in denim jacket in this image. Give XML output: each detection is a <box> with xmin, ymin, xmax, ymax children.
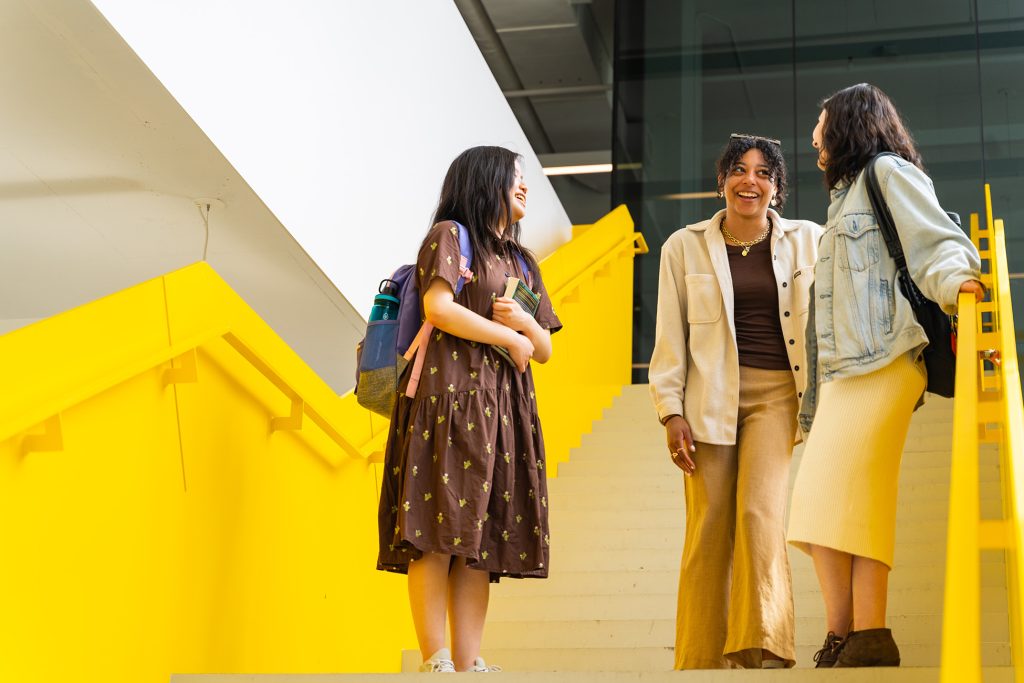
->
<box><xmin>787</xmin><ymin>83</ymin><xmax>984</xmax><ymax>668</ymax></box>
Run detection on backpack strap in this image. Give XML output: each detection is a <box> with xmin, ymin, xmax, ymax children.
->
<box><xmin>512</xmin><ymin>249</ymin><xmax>532</xmax><ymax>289</ymax></box>
<box><xmin>454</xmin><ymin>221</ymin><xmax>474</xmax><ymax>293</ymax></box>
<box><xmin>403</xmin><ymin>221</ymin><xmax>475</xmax><ymax>399</ymax></box>
<box><xmin>865</xmin><ymin>152</ymin><xmax>927</xmax><ymax>309</ymax></box>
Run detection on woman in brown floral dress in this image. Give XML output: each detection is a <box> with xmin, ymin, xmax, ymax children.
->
<box><xmin>377</xmin><ymin>146</ymin><xmax>561</xmax><ymax>673</ymax></box>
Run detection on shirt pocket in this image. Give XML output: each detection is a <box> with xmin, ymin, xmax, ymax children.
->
<box><xmin>835</xmin><ymin>213</ymin><xmax>881</xmax><ymax>272</ymax></box>
<box><xmin>792</xmin><ymin>264</ymin><xmax>815</xmax><ymax>316</ymax></box>
<box><xmin>684</xmin><ymin>274</ymin><xmax>722</xmax><ymax>324</ymax></box>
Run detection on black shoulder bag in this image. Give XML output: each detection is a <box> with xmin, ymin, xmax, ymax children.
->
<box><xmin>864</xmin><ymin>152</ymin><xmax>958</xmax><ymax>398</ymax></box>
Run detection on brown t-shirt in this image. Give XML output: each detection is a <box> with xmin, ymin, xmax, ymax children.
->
<box><xmin>725</xmin><ymin>237</ymin><xmax>791</xmax><ymax>370</ymax></box>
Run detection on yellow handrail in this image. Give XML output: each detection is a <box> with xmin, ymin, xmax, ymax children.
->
<box><xmin>941</xmin><ymin>185</ymin><xmax>1024</xmax><ymax>682</ymax></box>
<box><xmin>941</xmin><ymin>293</ymin><xmax>979</xmax><ymax>680</ymax></box>
<box><xmin>1</xmin><ymin>210</ymin><xmax>642</xmax><ymax>468</ymax></box>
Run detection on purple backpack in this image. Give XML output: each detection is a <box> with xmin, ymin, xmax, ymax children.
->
<box><xmin>354</xmin><ymin>222</ymin><xmax>474</xmax><ymax>417</ymax></box>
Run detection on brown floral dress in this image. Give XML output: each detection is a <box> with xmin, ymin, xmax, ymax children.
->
<box><xmin>377</xmin><ymin>221</ymin><xmax>562</xmax><ymax>581</ymax></box>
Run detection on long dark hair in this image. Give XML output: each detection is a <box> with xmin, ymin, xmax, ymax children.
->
<box><xmin>820</xmin><ymin>83</ymin><xmax>923</xmax><ymax>190</ymax></box>
<box><xmin>427</xmin><ymin>146</ymin><xmax>536</xmax><ymax>274</ymax></box>
<box><xmin>715</xmin><ymin>134</ymin><xmax>789</xmax><ymax>210</ymax></box>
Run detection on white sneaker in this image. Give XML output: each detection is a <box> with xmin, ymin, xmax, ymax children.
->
<box><xmin>419</xmin><ymin>648</ymin><xmax>455</xmax><ymax>673</ymax></box>
<box><xmin>470</xmin><ymin>657</ymin><xmax>502</xmax><ymax>672</ymax></box>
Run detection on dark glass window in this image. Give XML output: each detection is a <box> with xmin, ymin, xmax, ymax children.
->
<box><xmin>614</xmin><ymin>0</ymin><xmax>1024</xmax><ymax>380</ymax></box>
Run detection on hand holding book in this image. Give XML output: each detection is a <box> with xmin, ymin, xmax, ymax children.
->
<box><xmin>492</xmin><ymin>276</ymin><xmax>542</xmax><ymax>367</ymax></box>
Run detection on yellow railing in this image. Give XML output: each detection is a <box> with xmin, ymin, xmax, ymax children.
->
<box><xmin>0</xmin><ymin>206</ymin><xmax>643</xmax><ymax>683</ymax></box>
<box><xmin>942</xmin><ymin>186</ymin><xmax>1024</xmax><ymax>682</ymax></box>
<box><xmin>531</xmin><ymin>205</ymin><xmax>647</xmax><ymax>473</ymax></box>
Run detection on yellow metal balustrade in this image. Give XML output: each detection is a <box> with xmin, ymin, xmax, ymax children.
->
<box><xmin>0</xmin><ymin>206</ymin><xmax>644</xmax><ymax>683</ymax></box>
<box><xmin>942</xmin><ymin>186</ymin><xmax>1024</xmax><ymax>682</ymax></box>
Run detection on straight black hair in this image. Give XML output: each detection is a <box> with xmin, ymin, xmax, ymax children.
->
<box><xmin>427</xmin><ymin>146</ymin><xmax>536</xmax><ymax>274</ymax></box>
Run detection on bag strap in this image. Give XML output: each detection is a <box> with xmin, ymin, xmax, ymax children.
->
<box><xmin>453</xmin><ymin>221</ymin><xmax>474</xmax><ymax>294</ymax></box>
<box><xmin>404</xmin><ymin>221</ymin><xmax>476</xmax><ymax>398</ymax></box>
<box><xmin>512</xmin><ymin>249</ymin><xmax>532</xmax><ymax>289</ymax></box>
<box><xmin>864</xmin><ymin>153</ymin><xmax>928</xmax><ymax>309</ymax></box>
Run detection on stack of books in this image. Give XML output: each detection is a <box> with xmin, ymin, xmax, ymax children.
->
<box><xmin>492</xmin><ymin>276</ymin><xmax>541</xmax><ymax>365</ymax></box>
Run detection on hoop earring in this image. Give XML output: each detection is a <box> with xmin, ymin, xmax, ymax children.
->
<box><xmin>717</xmin><ymin>189</ymin><xmax>724</xmax><ymax>199</ymax></box>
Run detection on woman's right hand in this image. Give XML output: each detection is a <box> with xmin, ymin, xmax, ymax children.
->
<box><xmin>506</xmin><ymin>332</ymin><xmax>535</xmax><ymax>373</ymax></box>
<box><xmin>664</xmin><ymin>415</ymin><xmax>696</xmax><ymax>475</ymax></box>
<box><xmin>959</xmin><ymin>279</ymin><xmax>985</xmax><ymax>302</ymax></box>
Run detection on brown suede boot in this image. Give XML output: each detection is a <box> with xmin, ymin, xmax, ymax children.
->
<box><xmin>812</xmin><ymin>631</ymin><xmax>845</xmax><ymax>668</ymax></box>
<box><xmin>834</xmin><ymin>628</ymin><xmax>901</xmax><ymax>667</ymax></box>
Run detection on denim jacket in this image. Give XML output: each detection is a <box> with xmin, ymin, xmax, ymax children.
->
<box><xmin>798</xmin><ymin>155</ymin><xmax>981</xmax><ymax>432</ymax></box>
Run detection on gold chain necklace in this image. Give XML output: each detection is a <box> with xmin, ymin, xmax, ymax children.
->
<box><xmin>721</xmin><ymin>216</ymin><xmax>772</xmax><ymax>256</ymax></box>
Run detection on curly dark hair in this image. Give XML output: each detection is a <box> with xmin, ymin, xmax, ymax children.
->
<box><xmin>715</xmin><ymin>134</ymin><xmax>788</xmax><ymax>210</ymax></box>
<box><xmin>819</xmin><ymin>83</ymin><xmax>922</xmax><ymax>190</ymax></box>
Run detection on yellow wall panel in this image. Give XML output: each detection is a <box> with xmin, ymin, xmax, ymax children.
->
<box><xmin>0</xmin><ymin>206</ymin><xmax>640</xmax><ymax>682</ymax></box>
<box><xmin>0</xmin><ymin>368</ymin><xmax>186</xmax><ymax>683</ymax></box>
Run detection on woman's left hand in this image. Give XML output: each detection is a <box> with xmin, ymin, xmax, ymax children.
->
<box><xmin>959</xmin><ymin>279</ymin><xmax>985</xmax><ymax>302</ymax></box>
<box><xmin>492</xmin><ymin>297</ymin><xmax>533</xmax><ymax>332</ymax></box>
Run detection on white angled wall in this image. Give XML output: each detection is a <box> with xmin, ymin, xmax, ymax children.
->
<box><xmin>90</xmin><ymin>0</ymin><xmax>573</xmax><ymax>315</ymax></box>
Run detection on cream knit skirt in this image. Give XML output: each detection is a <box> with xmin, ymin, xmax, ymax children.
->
<box><xmin>788</xmin><ymin>353</ymin><xmax>926</xmax><ymax>568</ymax></box>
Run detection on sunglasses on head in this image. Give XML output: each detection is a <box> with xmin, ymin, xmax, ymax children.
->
<box><xmin>730</xmin><ymin>133</ymin><xmax>782</xmax><ymax>146</ymax></box>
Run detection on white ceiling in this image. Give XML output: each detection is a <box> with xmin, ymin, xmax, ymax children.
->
<box><xmin>0</xmin><ymin>0</ymin><xmax>365</xmax><ymax>392</ymax></box>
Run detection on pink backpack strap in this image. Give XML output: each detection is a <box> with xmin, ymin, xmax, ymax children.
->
<box><xmin>403</xmin><ymin>256</ymin><xmax>473</xmax><ymax>399</ymax></box>
<box><xmin>403</xmin><ymin>322</ymin><xmax>433</xmax><ymax>398</ymax></box>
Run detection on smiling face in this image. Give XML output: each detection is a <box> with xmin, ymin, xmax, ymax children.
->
<box><xmin>720</xmin><ymin>148</ymin><xmax>776</xmax><ymax>223</ymax></box>
<box><xmin>508</xmin><ymin>160</ymin><xmax>528</xmax><ymax>226</ymax></box>
<box><xmin>812</xmin><ymin>109</ymin><xmax>828</xmax><ymax>171</ymax></box>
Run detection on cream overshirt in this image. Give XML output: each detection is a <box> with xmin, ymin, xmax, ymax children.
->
<box><xmin>649</xmin><ymin>208</ymin><xmax>822</xmax><ymax>444</ymax></box>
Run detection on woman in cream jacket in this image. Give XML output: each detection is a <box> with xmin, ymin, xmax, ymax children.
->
<box><xmin>650</xmin><ymin>134</ymin><xmax>821</xmax><ymax>669</ymax></box>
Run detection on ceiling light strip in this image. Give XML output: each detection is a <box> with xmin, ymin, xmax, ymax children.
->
<box><xmin>543</xmin><ymin>163</ymin><xmax>613</xmax><ymax>176</ymax></box>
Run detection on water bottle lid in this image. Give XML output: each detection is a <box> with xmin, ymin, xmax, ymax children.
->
<box><xmin>379</xmin><ymin>278</ymin><xmax>400</xmax><ymax>296</ymax></box>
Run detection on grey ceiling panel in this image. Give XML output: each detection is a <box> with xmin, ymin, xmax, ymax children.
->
<box><xmin>531</xmin><ymin>94</ymin><xmax>611</xmax><ymax>152</ymax></box>
<box><xmin>480</xmin><ymin>0</ymin><xmax>576</xmax><ymax>30</ymax></box>
<box><xmin>499</xmin><ymin>26</ymin><xmax>601</xmax><ymax>88</ymax></box>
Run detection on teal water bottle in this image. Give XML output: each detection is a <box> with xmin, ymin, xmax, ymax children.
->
<box><xmin>369</xmin><ymin>279</ymin><xmax>400</xmax><ymax>321</ymax></box>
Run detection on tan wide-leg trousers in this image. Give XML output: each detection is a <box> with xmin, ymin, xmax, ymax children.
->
<box><xmin>674</xmin><ymin>365</ymin><xmax>797</xmax><ymax>670</ymax></box>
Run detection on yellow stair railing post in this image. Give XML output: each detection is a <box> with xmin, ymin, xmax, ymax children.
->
<box><xmin>940</xmin><ymin>185</ymin><xmax>1024</xmax><ymax>682</ymax></box>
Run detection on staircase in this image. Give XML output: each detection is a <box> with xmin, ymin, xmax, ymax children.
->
<box><xmin>173</xmin><ymin>384</ymin><xmax>1013</xmax><ymax>682</ymax></box>
<box><xmin>482</xmin><ymin>384</ymin><xmax>1012</xmax><ymax>675</ymax></box>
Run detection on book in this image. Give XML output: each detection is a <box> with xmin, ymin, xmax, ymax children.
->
<box><xmin>492</xmin><ymin>276</ymin><xmax>541</xmax><ymax>366</ymax></box>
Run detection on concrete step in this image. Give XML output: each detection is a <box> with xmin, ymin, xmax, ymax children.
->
<box><xmin>174</xmin><ymin>671</ymin><xmax>1016</xmax><ymax>682</ymax></box>
<box><xmin>548</xmin><ymin>482</ymin><xmax>1002</xmax><ymax>515</ymax></box>
<box><xmin>481</xmin><ymin>612</ymin><xmax>1010</xmax><ymax>649</ymax></box>
<box><xmin>496</xmin><ymin>570</ymin><xmax>678</xmax><ymax>598</ymax></box>
<box><xmin>488</xmin><ymin>583</ymin><xmax>1008</xmax><ymax>622</ymax></box>
<box><xmin>558</xmin><ymin>457</ymin><xmax>999</xmax><ymax>486</ymax></box>
<box><xmin>547</xmin><ymin>518</ymin><xmax>997</xmax><ymax>554</ymax></box>
<box><xmin>575</xmin><ymin>430</ymin><xmax>964</xmax><ymax>456</ymax></box>
<box><xmin>550</xmin><ymin>486</ymin><xmax>1002</xmax><ymax>519</ymax></box>
<box><xmin>546</xmin><ymin>544</ymin><xmax>1004</xmax><ymax>575</ymax></box>
<box><xmin>471</xmin><ymin>643</ymin><xmax>1012</xmax><ymax>672</ymax></box>
<box><xmin>468</xmin><ymin>651</ymin><xmax>1007</xmax><ymax>675</ymax></box>
<box><xmin>548</xmin><ymin>474</ymin><xmax>999</xmax><ymax>503</ymax></box>
<box><xmin>549</xmin><ymin>507</ymin><xmax>684</xmax><ymax>531</ymax></box>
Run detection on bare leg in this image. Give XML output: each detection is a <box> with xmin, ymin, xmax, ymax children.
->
<box><xmin>408</xmin><ymin>552</ymin><xmax>451</xmax><ymax>661</ymax></box>
<box><xmin>852</xmin><ymin>555</ymin><xmax>889</xmax><ymax>630</ymax></box>
<box><xmin>448</xmin><ymin>557</ymin><xmax>490</xmax><ymax>671</ymax></box>
<box><xmin>810</xmin><ymin>544</ymin><xmax>853</xmax><ymax>636</ymax></box>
